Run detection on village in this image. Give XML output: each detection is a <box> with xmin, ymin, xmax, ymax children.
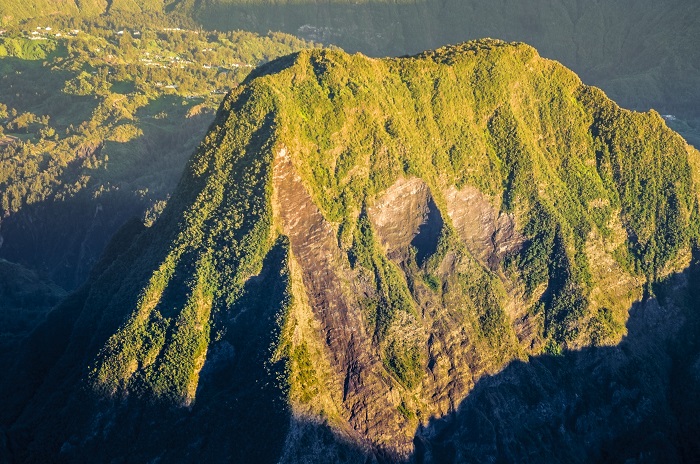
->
<box><xmin>0</xmin><ymin>24</ymin><xmax>254</xmax><ymax>80</ymax></box>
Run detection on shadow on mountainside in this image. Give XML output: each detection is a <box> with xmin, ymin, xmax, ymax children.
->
<box><xmin>0</xmin><ymin>189</ymin><xmax>146</xmax><ymax>290</ymax></box>
<box><xmin>2</xmin><ymin>238</ymin><xmax>292</xmax><ymax>463</ymax></box>
<box><xmin>411</xmin><ymin>250</ymin><xmax>700</xmax><ymax>464</ymax></box>
<box><xmin>0</xmin><ymin>79</ymin><xmax>214</xmax><ymax>291</ymax></box>
<box><xmin>2</xmin><ymin>230</ymin><xmax>699</xmax><ymax>463</ymax></box>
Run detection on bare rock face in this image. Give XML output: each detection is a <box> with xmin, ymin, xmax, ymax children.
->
<box><xmin>271</xmin><ymin>155</ymin><xmax>529</xmax><ymax>456</ymax></box>
<box><xmin>444</xmin><ymin>185</ymin><xmax>523</xmax><ymax>270</ymax></box>
<box><xmin>369</xmin><ymin>177</ymin><xmax>430</xmax><ymax>253</ymax></box>
<box><xmin>369</xmin><ymin>177</ymin><xmax>444</xmax><ymax>265</ymax></box>
<box><xmin>274</xmin><ymin>147</ymin><xmax>410</xmax><ymax>453</ymax></box>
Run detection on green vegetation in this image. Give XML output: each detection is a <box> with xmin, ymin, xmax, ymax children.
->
<box><xmin>269</xmin><ymin>41</ymin><xmax>698</xmax><ymax>351</ymax></box>
<box><xmin>0</xmin><ymin>23</ymin><xmax>317</xmax><ymax>288</ymax></box>
<box><xmin>3</xmin><ymin>1</ymin><xmax>699</xmax><ymax>134</ymax></box>
<box><xmin>7</xmin><ymin>36</ymin><xmax>697</xmax><ymax>408</ymax></box>
<box><xmin>397</xmin><ymin>400</ymin><xmax>415</xmax><ymax>420</ymax></box>
<box><xmin>384</xmin><ymin>339</ymin><xmax>423</xmax><ymax>389</ymax></box>
<box><xmin>0</xmin><ymin>26</ymin><xmax>315</xmax><ymax>215</ymax></box>
<box><xmin>349</xmin><ymin>213</ymin><xmax>424</xmax><ymax>387</ymax></box>
<box><xmin>89</xmin><ymin>71</ymin><xmax>282</xmax><ymax>401</ymax></box>
<box><xmin>117</xmin><ymin>1</ymin><xmax>700</xmax><ymax>128</ymax></box>
<box><xmin>289</xmin><ymin>343</ymin><xmax>319</xmax><ymax>404</ymax></box>
<box><xmin>422</xmin><ymin>273</ymin><xmax>440</xmax><ymax>292</ymax></box>
<box><xmin>582</xmin><ymin>88</ymin><xmax>700</xmax><ymax>279</ymax></box>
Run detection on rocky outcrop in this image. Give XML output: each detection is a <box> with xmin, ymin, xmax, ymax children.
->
<box><xmin>274</xmin><ymin>146</ymin><xmax>409</xmax><ymax>452</ymax></box>
<box><xmin>369</xmin><ymin>177</ymin><xmax>443</xmax><ymax>265</ymax></box>
<box><xmin>443</xmin><ymin>185</ymin><xmax>523</xmax><ymax>270</ymax></box>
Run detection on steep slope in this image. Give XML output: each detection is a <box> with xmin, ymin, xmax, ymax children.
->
<box><xmin>0</xmin><ymin>0</ymin><xmax>83</xmax><ymax>23</ymax></box>
<box><xmin>414</xmin><ymin>253</ymin><xmax>700</xmax><ymax>463</ymax></box>
<box><xmin>0</xmin><ymin>28</ymin><xmax>316</xmax><ymax>290</ymax></box>
<box><xmin>2</xmin><ymin>40</ymin><xmax>700</xmax><ymax>462</ymax></box>
<box><xmin>0</xmin><ymin>0</ymin><xmax>162</xmax><ymax>22</ymax></box>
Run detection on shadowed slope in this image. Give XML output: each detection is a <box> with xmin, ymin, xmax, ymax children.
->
<box><xmin>413</xmin><ymin>252</ymin><xmax>700</xmax><ymax>463</ymax></box>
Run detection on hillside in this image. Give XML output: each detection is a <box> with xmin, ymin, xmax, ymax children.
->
<box><xmin>0</xmin><ymin>0</ymin><xmax>160</xmax><ymax>22</ymax></box>
<box><xmin>0</xmin><ymin>24</ymin><xmax>317</xmax><ymax>289</ymax></box>
<box><xmin>0</xmin><ymin>259</ymin><xmax>65</xmax><ymax>350</ymax></box>
<box><xmin>185</xmin><ymin>0</ymin><xmax>700</xmax><ymax>122</ymax></box>
<box><xmin>2</xmin><ymin>40</ymin><xmax>699</xmax><ymax>462</ymax></box>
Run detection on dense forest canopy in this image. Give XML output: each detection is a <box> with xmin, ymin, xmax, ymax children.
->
<box><xmin>0</xmin><ymin>3</ymin><xmax>699</xmax><ymax>462</ymax></box>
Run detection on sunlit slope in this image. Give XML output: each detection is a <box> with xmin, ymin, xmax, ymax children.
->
<box><xmin>0</xmin><ymin>0</ymin><xmax>163</xmax><ymax>21</ymax></box>
<box><xmin>179</xmin><ymin>0</ymin><xmax>700</xmax><ymax>118</ymax></box>
<box><xmin>4</xmin><ymin>40</ymin><xmax>700</xmax><ymax>462</ymax></box>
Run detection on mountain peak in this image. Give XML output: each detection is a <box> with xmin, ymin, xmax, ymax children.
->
<box><xmin>4</xmin><ymin>41</ymin><xmax>699</xmax><ymax>461</ymax></box>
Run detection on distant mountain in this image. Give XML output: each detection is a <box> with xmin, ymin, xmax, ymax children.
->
<box><xmin>183</xmin><ymin>0</ymin><xmax>700</xmax><ymax>120</ymax></box>
<box><xmin>0</xmin><ymin>0</ymin><xmax>160</xmax><ymax>21</ymax></box>
<box><xmin>3</xmin><ymin>40</ymin><xmax>699</xmax><ymax>462</ymax></box>
<box><xmin>2</xmin><ymin>0</ymin><xmax>698</xmax><ymax>122</ymax></box>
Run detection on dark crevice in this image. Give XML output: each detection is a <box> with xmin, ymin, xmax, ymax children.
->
<box><xmin>411</xmin><ymin>195</ymin><xmax>443</xmax><ymax>267</ymax></box>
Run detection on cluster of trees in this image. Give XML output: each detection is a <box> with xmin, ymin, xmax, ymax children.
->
<box><xmin>0</xmin><ymin>21</ymin><xmax>317</xmax><ymax>290</ymax></box>
<box><xmin>0</xmin><ymin>23</ymin><xmax>315</xmax><ymax>222</ymax></box>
